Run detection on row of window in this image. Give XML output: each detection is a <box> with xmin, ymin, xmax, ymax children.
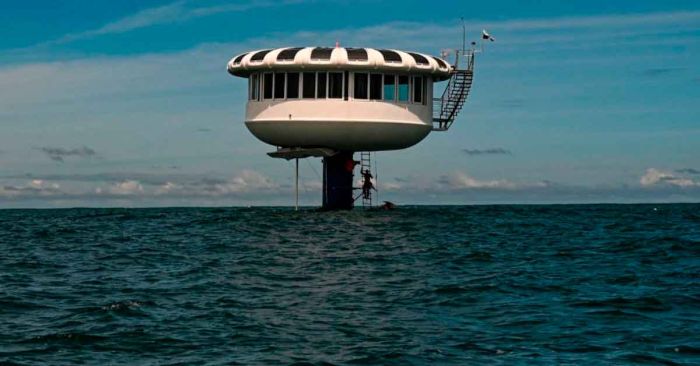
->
<box><xmin>248</xmin><ymin>72</ymin><xmax>427</xmax><ymax>104</ymax></box>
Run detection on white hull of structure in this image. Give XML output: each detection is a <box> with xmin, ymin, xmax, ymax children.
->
<box><xmin>246</xmin><ymin>120</ymin><xmax>431</xmax><ymax>151</ymax></box>
<box><xmin>245</xmin><ymin>99</ymin><xmax>433</xmax><ymax>151</ymax></box>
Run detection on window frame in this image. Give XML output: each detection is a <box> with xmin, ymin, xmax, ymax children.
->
<box><xmin>369</xmin><ymin>73</ymin><xmax>382</xmax><ymax>101</ymax></box>
<box><xmin>397</xmin><ymin>74</ymin><xmax>410</xmax><ymax>103</ymax></box>
<box><xmin>302</xmin><ymin>72</ymin><xmax>316</xmax><ymax>99</ymax></box>
<box><xmin>250</xmin><ymin>73</ymin><xmax>261</xmax><ymax>101</ymax></box>
<box><xmin>317</xmin><ymin>72</ymin><xmax>327</xmax><ymax>99</ymax></box>
<box><xmin>273</xmin><ymin>72</ymin><xmax>286</xmax><ymax>100</ymax></box>
<box><xmin>423</xmin><ymin>76</ymin><xmax>430</xmax><ymax>105</ymax></box>
<box><xmin>286</xmin><ymin>72</ymin><xmax>300</xmax><ymax>99</ymax></box>
<box><xmin>328</xmin><ymin>71</ymin><xmax>344</xmax><ymax>99</ymax></box>
<box><xmin>383</xmin><ymin>74</ymin><xmax>396</xmax><ymax>102</ymax></box>
<box><xmin>353</xmin><ymin>72</ymin><xmax>369</xmax><ymax>100</ymax></box>
<box><xmin>262</xmin><ymin>72</ymin><xmax>273</xmax><ymax>100</ymax></box>
<box><xmin>412</xmin><ymin>75</ymin><xmax>423</xmax><ymax>104</ymax></box>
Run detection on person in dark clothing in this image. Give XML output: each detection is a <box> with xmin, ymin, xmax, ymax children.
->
<box><xmin>361</xmin><ymin>169</ymin><xmax>375</xmax><ymax>199</ymax></box>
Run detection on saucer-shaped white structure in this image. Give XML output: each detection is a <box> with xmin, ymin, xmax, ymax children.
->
<box><xmin>227</xmin><ymin>47</ymin><xmax>453</xmax><ymax>151</ymax></box>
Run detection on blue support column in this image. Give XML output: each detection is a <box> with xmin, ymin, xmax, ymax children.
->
<box><xmin>322</xmin><ymin>152</ymin><xmax>355</xmax><ymax>210</ymax></box>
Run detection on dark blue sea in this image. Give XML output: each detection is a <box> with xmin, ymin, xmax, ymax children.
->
<box><xmin>1</xmin><ymin>205</ymin><xmax>699</xmax><ymax>365</ymax></box>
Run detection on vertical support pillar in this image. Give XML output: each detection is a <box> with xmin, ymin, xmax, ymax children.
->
<box><xmin>295</xmin><ymin>158</ymin><xmax>299</xmax><ymax>211</ymax></box>
<box><xmin>322</xmin><ymin>151</ymin><xmax>355</xmax><ymax>210</ymax></box>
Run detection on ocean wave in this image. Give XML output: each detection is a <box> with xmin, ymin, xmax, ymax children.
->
<box><xmin>1</xmin><ymin>204</ymin><xmax>698</xmax><ymax>364</ymax></box>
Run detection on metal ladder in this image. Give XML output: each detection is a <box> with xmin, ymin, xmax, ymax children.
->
<box><xmin>432</xmin><ymin>52</ymin><xmax>475</xmax><ymax>131</ymax></box>
<box><xmin>359</xmin><ymin>151</ymin><xmax>373</xmax><ymax>208</ymax></box>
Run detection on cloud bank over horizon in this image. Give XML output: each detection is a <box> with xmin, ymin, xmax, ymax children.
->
<box><xmin>2</xmin><ymin>167</ymin><xmax>699</xmax><ymax>208</ymax></box>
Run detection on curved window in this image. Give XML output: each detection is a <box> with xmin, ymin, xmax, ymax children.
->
<box><xmin>408</xmin><ymin>52</ymin><xmax>429</xmax><ymax>65</ymax></box>
<box><xmin>250</xmin><ymin>49</ymin><xmax>272</xmax><ymax>62</ymax></box>
<box><xmin>398</xmin><ymin>75</ymin><xmax>409</xmax><ymax>102</ymax></box>
<box><xmin>311</xmin><ymin>47</ymin><xmax>333</xmax><ymax>60</ymax></box>
<box><xmin>412</xmin><ymin>76</ymin><xmax>423</xmax><ymax>104</ymax></box>
<box><xmin>354</xmin><ymin>73</ymin><xmax>368</xmax><ymax>99</ymax></box>
<box><xmin>346</xmin><ymin>48</ymin><xmax>368</xmax><ymax>61</ymax></box>
<box><xmin>286</xmin><ymin>73</ymin><xmax>299</xmax><ymax>99</ymax></box>
<box><xmin>328</xmin><ymin>72</ymin><xmax>343</xmax><ymax>99</ymax></box>
<box><xmin>370</xmin><ymin>74</ymin><xmax>382</xmax><ymax>100</ymax></box>
<box><xmin>277</xmin><ymin>47</ymin><xmax>303</xmax><ymax>61</ymax></box>
<box><xmin>432</xmin><ymin>56</ymin><xmax>448</xmax><ymax>69</ymax></box>
<box><xmin>274</xmin><ymin>73</ymin><xmax>285</xmax><ymax>99</ymax></box>
<box><xmin>383</xmin><ymin>75</ymin><xmax>396</xmax><ymax>101</ymax></box>
<box><xmin>317</xmin><ymin>73</ymin><xmax>327</xmax><ymax>98</ymax></box>
<box><xmin>233</xmin><ymin>53</ymin><xmax>247</xmax><ymax>64</ymax></box>
<box><xmin>379</xmin><ymin>49</ymin><xmax>402</xmax><ymax>63</ymax></box>
<box><xmin>263</xmin><ymin>73</ymin><xmax>273</xmax><ymax>99</ymax></box>
<box><xmin>302</xmin><ymin>72</ymin><xmax>316</xmax><ymax>99</ymax></box>
<box><xmin>249</xmin><ymin>73</ymin><xmax>259</xmax><ymax>101</ymax></box>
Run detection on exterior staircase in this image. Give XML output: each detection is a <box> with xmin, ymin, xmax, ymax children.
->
<box><xmin>432</xmin><ymin>52</ymin><xmax>475</xmax><ymax>131</ymax></box>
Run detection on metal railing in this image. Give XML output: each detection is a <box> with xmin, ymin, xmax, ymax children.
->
<box><xmin>432</xmin><ymin>51</ymin><xmax>475</xmax><ymax>131</ymax></box>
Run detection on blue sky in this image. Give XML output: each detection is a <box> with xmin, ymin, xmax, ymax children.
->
<box><xmin>1</xmin><ymin>0</ymin><xmax>699</xmax><ymax>207</ymax></box>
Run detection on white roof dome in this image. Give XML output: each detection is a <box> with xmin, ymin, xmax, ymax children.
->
<box><xmin>228</xmin><ymin>47</ymin><xmax>453</xmax><ymax>81</ymax></box>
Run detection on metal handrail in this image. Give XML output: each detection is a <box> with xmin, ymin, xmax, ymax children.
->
<box><xmin>432</xmin><ymin>51</ymin><xmax>475</xmax><ymax>131</ymax></box>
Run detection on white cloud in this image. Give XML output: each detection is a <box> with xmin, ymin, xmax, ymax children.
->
<box><xmin>640</xmin><ymin>168</ymin><xmax>698</xmax><ymax>187</ymax></box>
<box><xmin>371</xmin><ymin>172</ymin><xmax>551</xmax><ymax>193</ymax></box>
<box><xmin>265</xmin><ymin>10</ymin><xmax>700</xmax><ymax>52</ymax></box>
<box><xmin>0</xmin><ymin>45</ymin><xmax>228</xmax><ymax>110</ymax></box>
<box><xmin>30</xmin><ymin>179</ymin><xmax>58</xmax><ymax>189</ymax></box>
<box><xmin>0</xmin><ymin>179</ymin><xmax>61</xmax><ymax>197</ymax></box>
<box><xmin>5</xmin><ymin>3</ymin><xmax>694</xmax><ymax>57</ymax></box>
<box><xmin>206</xmin><ymin>170</ymin><xmax>277</xmax><ymax>195</ymax></box>
<box><xmin>154</xmin><ymin>181</ymin><xmax>180</xmax><ymax>195</ymax></box>
<box><xmin>3</xmin><ymin>168</ymin><xmax>700</xmax><ymax>206</ymax></box>
<box><xmin>99</xmin><ymin>180</ymin><xmax>145</xmax><ymax>195</ymax></box>
<box><xmin>301</xmin><ymin>180</ymin><xmax>322</xmax><ymax>191</ymax></box>
<box><xmin>70</xmin><ymin>1</ymin><xmax>189</xmax><ymax>41</ymax></box>
<box><xmin>481</xmin><ymin>10</ymin><xmax>700</xmax><ymax>32</ymax></box>
<box><xmin>40</xmin><ymin>0</ymin><xmax>309</xmax><ymax>45</ymax></box>
<box><xmin>443</xmin><ymin>171</ymin><xmax>518</xmax><ymax>190</ymax></box>
<box><xmin>381</xmin><ymin>181</ymin><xmax>402</xmax><ymax>191</ymax></box>
<box><xmin>1</xmin><ymin>170</ymin><xmax>281</xmax><ymax>200</ymax></box>
<box><xmin>104</xmin><ymin>170</ymin><xmax>280</xmax><ymax>196</ymax></box>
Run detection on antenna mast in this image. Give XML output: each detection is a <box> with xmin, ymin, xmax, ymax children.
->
<box><xmin>461</xmin><ymin>17</ymin><xmax>466</xmax><ymax>56</ymax></box>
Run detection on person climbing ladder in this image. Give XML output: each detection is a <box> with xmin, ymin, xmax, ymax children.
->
<box><xmin>361</xmin><ymin>169</ymin><xmax>375</xmax><ymax>200</ymax></box>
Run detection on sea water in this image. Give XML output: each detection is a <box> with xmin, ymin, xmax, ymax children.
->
<box><xmin>1</xmin><ymin>205</ymin><xmax>699</xmax><ymax>365</ymax></box>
